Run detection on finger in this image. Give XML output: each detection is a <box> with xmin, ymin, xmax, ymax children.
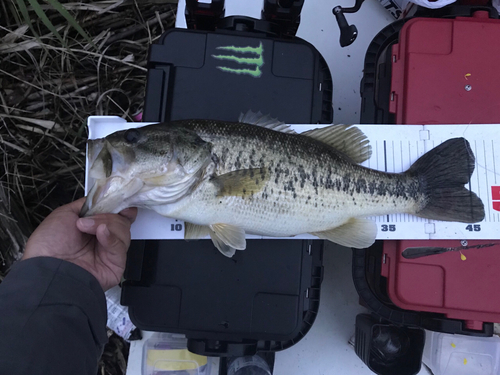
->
<box><xmin>76</xmin><ymin>214</ymin><xmax>132</xmax><ymax>240</ymax></box>
<box><xmin>95</xmin><ymin>223</ymin><xmax>131</xmax><ymax>256</ymax></box>
<box><xmin>119</xmin><ymin>207</ymin><xmax>138</xmax><ymax>224</ymax></box>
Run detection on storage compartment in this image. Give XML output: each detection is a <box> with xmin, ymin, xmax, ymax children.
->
<box><xmin>123</xmin><ymin>239</ymin><xmax>323</xmax><ymax>356</ymax></box>
<box><xmin>355</xmin><ymin>314</ymin><xmax>425</xmax><ymax>375</ymax></box>
<box><xmin>360</xmin><ymin>7</ymin><xmax>500</xmax><ymax>126</ymax></box>
<box><xmin>423</xmin><ymin>331</ymin><xmax>500</xmax><ymax>375</ymax></box>
<box><xmin>143</xmin><ymin>333</ymin><xmax>212</xmax><ymax>375</ymax></box>
<box><xmin>390</xmin><ymin>12</ymin><xmax>500</xmax><ymax>124</ymax></box>
<box><xmin>121</xmin><ymin>19</ymin><xmax>331</xmax><ymax>356</ymax></box>
<box><xmin>356</xmin><ymin>7</ymin><xmax>500</xmax><ymax>341</ymax></box>
<box><xmin>353</xmin><ymin>243</ymin><xmax>495</xmax><ymax>336</ymax></box>
<box><xmin>143</xmin><ymin>26</ymin><xmax>332</xmax><ymax>125</ymax></box>
<box><xmin>383</xmin><ymin>240</ymin><xmax>500</xmax><ymax>329</ymax></box>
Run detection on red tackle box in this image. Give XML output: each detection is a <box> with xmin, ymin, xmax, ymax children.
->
<box><xmin>389</xmin><ymin>11</ymin><xmax>500</xmax><ymax>125</ymax></box>
<box><xmin>357</xmin><ymin>5</ymin><xmax>500</xmax><ymax>336</ymax></box>
<box><xmin>382</xmin><ymin>240</ymin><xmax>500</xmax><ymax>331</ymax></box>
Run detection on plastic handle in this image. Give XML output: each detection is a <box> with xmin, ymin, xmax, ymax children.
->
<box><xmin>333</xmin><ymin>7</ymin><xmax>358</xmax><ymax>47</ymax></box>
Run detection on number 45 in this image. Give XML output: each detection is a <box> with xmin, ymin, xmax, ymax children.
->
<box><xmin>465</xmin><ymin>224</ymin><xmax>481</xmax><ymax>232</ymax></box>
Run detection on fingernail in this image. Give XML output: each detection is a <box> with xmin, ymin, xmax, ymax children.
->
<box><xmin>103</xmin><ymin>225</ymin><xmax>111</xmax><ymax>238</ymax></box>
<box><xmin>78</xmin><ymin>218</ymin><xmax>95</xmax><ymax>229</ymax></box>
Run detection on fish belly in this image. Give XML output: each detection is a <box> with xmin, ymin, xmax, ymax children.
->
<box><xmin>157</xmin><ymin>170</ymin><xmax>421</xmax><ymax>237</ymax></box>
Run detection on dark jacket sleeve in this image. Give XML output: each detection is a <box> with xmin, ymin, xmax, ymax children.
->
<box><xmin>0</xmin><ymin>257</ymin><xmax>108</xmax><ymax>375</ymax></box>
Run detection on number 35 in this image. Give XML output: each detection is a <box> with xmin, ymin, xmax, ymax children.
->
<box><xmin>381</xmin><ymin>224</ymin><xmax>396</xmax><ymax>232</ymax></box>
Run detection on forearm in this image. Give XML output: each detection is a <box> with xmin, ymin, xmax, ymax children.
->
<box><xmin>0</xmin><ymin>257</ymin><xmax>108</xmax><ymax>375</ymax></box>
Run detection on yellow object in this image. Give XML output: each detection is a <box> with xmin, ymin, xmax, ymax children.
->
<box><xmin>147</xmin><ymin>349</ymin><xmax>208</xmax><ymax>371</ymax></box>
<box><xmin>451</xmin><ymin>343</ymin><xmax>456</xmax><ymax>348</ymax></box>
<box><xmin>465</xmin><ymin>73</ymin><xmax>471</xmax><ymax>80</ymax></box>
<box><xmin>461</xmin><ymin>253</ymin><xmax>467</xmax><ymax>261</ymax></box>
<box><xmin>464</xmin><ymin>358</ymin><xmax>468</xmax><ymax>365</ymax></box>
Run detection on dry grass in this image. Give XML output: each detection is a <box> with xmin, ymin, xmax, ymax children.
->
<box><xmin>0</xmin><ymin>0</ymin><xmax>177</xmax><ymax>274</ymax></box>
<box><xmin>0</xmin><ymin>1</ymin><xmax>177</xmax><ymax>373</ymax></box>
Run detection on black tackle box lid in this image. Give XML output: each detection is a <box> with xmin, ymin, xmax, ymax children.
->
<box><xmin>122</xmin><ymin>239</ymin><xmax>324</xmax><ymax>356</ymax></box>
<box><xmin>121</xmin><ymin>18</ymin><xmax>332</xmax><ymax>356</ymax></box>
<box><xmin>141</xmin><ymin>20</ymin><xmax>333</xmax><ymax>125</ymax></box>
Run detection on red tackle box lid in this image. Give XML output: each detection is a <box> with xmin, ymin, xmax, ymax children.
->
<box><xmin>381</xmin><ymin>240</ymin><xmax>500</xmax><ymax>331</ymax></box>
<box><xmin>389</xmin><ymin>11</ymin><xmax>500</xmax><ymax>125</ymax></box>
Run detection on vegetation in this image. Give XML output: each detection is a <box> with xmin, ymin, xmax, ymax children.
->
<box><xmin>0</xmin><ymin>1</ymin><xmax>177</xmax><ymax>373</ymax></box>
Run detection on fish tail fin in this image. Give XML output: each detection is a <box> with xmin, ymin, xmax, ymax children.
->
<box><xmin>408</xmin><ymin>138</ymin><xmax>484</xmax><ymax>223</ymax></box>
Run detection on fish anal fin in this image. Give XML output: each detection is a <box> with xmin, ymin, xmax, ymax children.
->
<box><xmin>311</xmin><ymin>218</ymin><xmax>377</xmax><ymax>249</ymax></box>
<box><xmin>212</xmin><ymin>168</ymin><xmax>269</xmax><ymax>198</ymax></box>
<box><xmin>302</xmin><ymin>125</ymin><xmax>372</xmax><ymax>164</ymax></box>
<box><xmin>208</xmin><ymin>223</ymin><xmax>246</xmax><ymax>257</ymax></box>
<box><xmin>238</xmin><ymin>110</ymin><xmax>296</xmax><ymax>134</ymax></box>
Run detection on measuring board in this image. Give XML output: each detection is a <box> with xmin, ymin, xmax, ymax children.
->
<box><xmin>358</xmin><ymin>125</ymin><xmax>499</xmax><ymax>240</ymax></box>
<box><xmin>85</xmin><ymin>117</ymin><xmax>500</xmax><ymax>241</ymax></box>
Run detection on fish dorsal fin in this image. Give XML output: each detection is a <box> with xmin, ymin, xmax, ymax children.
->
<box><xmin>310</xmin><ymin>217</ymin><xmax>377</xmax><ymax>249</ymax></box>
<box><xmin>212</xmin><ymin>168</ymin><xmax>269</xmax><ymax>197</ymax></box>
<box><xmin>238</xmin><ymin>110</ymin><xmax>296</xmax><ymax>134</ymax></box>
<box><xmin>301</xmin><ymin>125</ymin><xmax>372</xmax><ymax>164</ymax></box>
<box><xmin>209</xmin><ymin>223</ymin><xmax>246</xmax><ymax>257</ymax></box>
<box><xmin>184</xmin><ymin>222</ymin><xmax>210</xmax><ymax>239</ymax></box>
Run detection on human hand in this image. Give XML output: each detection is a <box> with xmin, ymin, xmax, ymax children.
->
<box><xmin>23</xmin><ymin>198</ymin><xmax>137</xmax><ymax>291</ymax></box>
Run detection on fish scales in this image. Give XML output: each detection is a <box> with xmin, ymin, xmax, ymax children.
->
<box><xmin>163</xmin><ymin>120</ymin><xmax>424</xmax><ymax>237</ymax></box>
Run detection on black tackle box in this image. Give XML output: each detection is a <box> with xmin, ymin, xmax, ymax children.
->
<box><xmin>121</xmin><ymin>16</ymin><xmax>333</xmax><ymax>357</ymax></box>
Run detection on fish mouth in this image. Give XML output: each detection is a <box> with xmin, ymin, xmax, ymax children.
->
<box><xmin>79</xmin><ymin>176</ymin><xmax>144</xmax><ymax>217</ymax></box>
<box><xmin>81</xmin><ymin>137</ymin><xmax>141</xmax><ymax>217</ymax></box>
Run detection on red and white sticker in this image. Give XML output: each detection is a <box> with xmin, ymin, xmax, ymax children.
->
<box><xmin>492</xmin><ymin>186</ymin><xmax>500</xmax><ymax>212</ymax></box>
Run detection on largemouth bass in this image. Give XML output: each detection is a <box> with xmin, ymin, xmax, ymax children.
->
<box><xmin>81</xmin><ymin>112</ymin><xmax>484</xmax><ymax>257</ymax></box>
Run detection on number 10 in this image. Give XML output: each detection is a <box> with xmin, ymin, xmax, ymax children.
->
<box><xmin>171</xmin><ymin>223</ymin><xmax>182</xmax><ymax>231</ymax></box>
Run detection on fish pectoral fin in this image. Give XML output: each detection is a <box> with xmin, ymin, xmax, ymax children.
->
<box><xmin>208</xmin><ymin>223</ymin><xmax>246</xmax><ymax>257</ymax></box>
<box><xmin>184</xmin><ymin>222</ymin><xmax>210</xmax><ymax>239</ymax></box>
<box><xmin>301</xmin><ymin>125</ymin><xmax>372</xmax><ymax>164</ymax></box>
<box><xmin>212</xmin><ymin>168</ymin><xmax>269</xmax><ymax>197</ymax></box>
<box><xmin>238</xmin><ymin>110</ymin><xmax>296</xmax><ymax>134</ymax></box>
<box><xmin>311</xmin><ymin>218</ymin><xmax>377</xmax><ymax>249</ymax></box>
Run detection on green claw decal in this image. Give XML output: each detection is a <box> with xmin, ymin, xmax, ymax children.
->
<box><xmin>212</xmin><ymin>42</ymin><xmax>264</xmax><ymax>78</ymax></box>
<box><xmin>216</xmin><ymin>66</ymin><xmax>263</xmax><ymax>78</ymax></box>
<box><xmin>212</xmin><ymin>54</ymin><xmax>264</xmax><ymax>67</ymax></box>
<box><xmin>215</xmin><ymin>43</ymin><xmax>264</xmax><ymax>55</ymax></box>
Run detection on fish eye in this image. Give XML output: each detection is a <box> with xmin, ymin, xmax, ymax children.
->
<box><xmin>124</xmin><ymin>128</ymin><xmax>141</xmax><ymax>144</ymax></box>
